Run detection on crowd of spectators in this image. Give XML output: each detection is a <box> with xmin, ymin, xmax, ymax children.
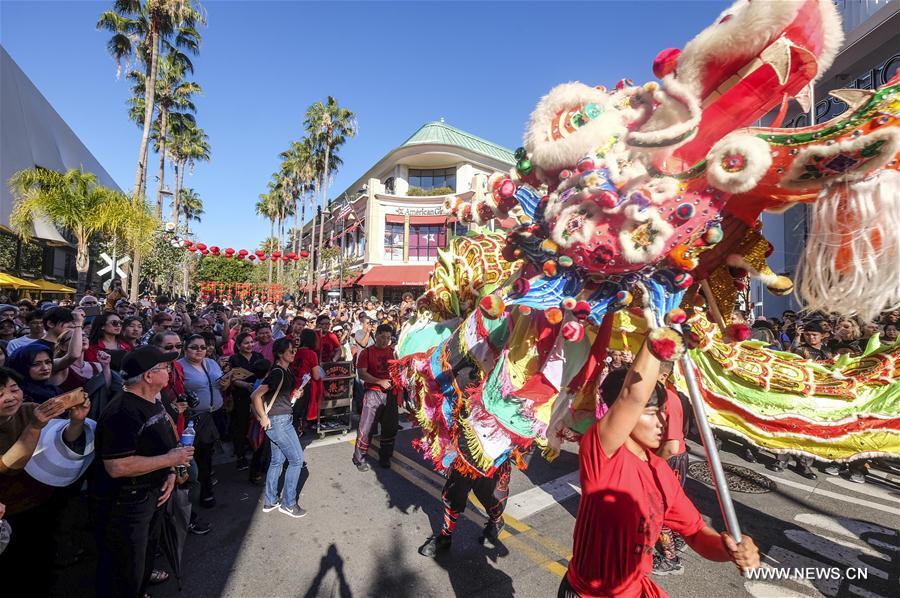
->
<box><xmin>0</xmin><ymin>287</ymin><xmax>410</xmax><ymax>596</ymax></box>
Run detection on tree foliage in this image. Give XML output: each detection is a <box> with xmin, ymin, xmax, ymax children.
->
<box><xmin>195</xmin><ymin>255</ymin><xmax>253</xmax><ymax>284</ymax></box>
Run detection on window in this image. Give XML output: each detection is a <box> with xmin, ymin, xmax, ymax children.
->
<box><xmin>385</xmin><ymin>177</ymin><xmax>395</xmax><ymax>194</ymax></box>
<box><xmin>407</xmin><ymin>168</ymin><xmax>456</xmax><ymax>192</ymax></box>
<box><xmin>384</xmin><ymin>222</ymin><xmax>404</xmax><ymax>261</ymax></box>
<box><xmin>409</xmin><ymin>224</ymin><xmax>446</xmax><ymax>261</ymax></box>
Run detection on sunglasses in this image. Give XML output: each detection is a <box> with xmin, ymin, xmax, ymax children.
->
<box><xmin>163</xmin><ymin>343</ymin><xmax>184</xmax><ymax>350</ymax></box>
<box><xmin>187</xmin><ymin>345</ymin><xmax>207</xmax><ymax>351</ymax></box>
<box><xmin>108</xmin><ymin>320</ymin><xmax>122</xmax><ymax>326</ymax></box>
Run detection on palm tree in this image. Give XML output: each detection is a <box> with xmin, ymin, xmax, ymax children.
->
<box><xmin>98</xmin><ymin>0</ymin><xmax>203</xmax><ymax>200</ymax></box>
<box><xmin>256</xmin><ymin>191</ymin><xmax>278</xmax><ymax>286</ymax></box>
<box><xmin>168</xmin><ymin>123</ymin><xmax>209</xmax><ymax>227</ymax></box>
<box><xmin>8</xmin><ymin>167</ymin><xmax>152</xmax><ymax>294</ymax></box>
<box><xmin>178</xmin><ymin>186</ymin><xmax>203</xmax><ymax>229</ymax></box>
<box><xmin>278</xmin><ymin>138</ymin><xmax>315</xmax><ymax>259</ymax></box>
<box><xmin>305</xmin><ymin>97</ymin><xmax>356</xmax><ymax>301</ymax></box>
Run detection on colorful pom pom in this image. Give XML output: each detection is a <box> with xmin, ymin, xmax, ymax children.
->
<box><xmin>541</xmin><ymin>239</ymin><xmax>559</xmax><ymax>253</ymax></box>
<box><xmin>562</xmin><ymin>321</ymin><xmax>585</xmax><ymax>343</ymax></box>
<box><xmin>576</xmin><ymin>158</ymin><xmax>595</xmax><ymax>173</ymax></box>
<box><xmin>614</xmin><ymin>290</ymin><xmax>633</xmax><ymax>306</ymax></box>
<box><xmin>518</xmin><ymin>305</ymin><xmax>532</xmax><ymax>315</ymax></box>
<box><xmin>543</xmin><ymin>261</ymin><xmax>558</xmax><ymax>277</ymax></box>
<box><xmin>558</xmin><ymin>256</ymin><xmax>574</xmax><ymax>268</ymax></box>
<box><xmin>673</xmin><ymin>271</ymin><xmax>694</xmax><ymax>289</ymax></box>
<box><xmin>559</xmin><ymin>169</ymin><xmax>573</xmax><ymax>181</ymax></box>
<box><xmin>561</xmin><ymin>297</ymin><xmax>577</xmax><ymax>311</ymax></box>
<box><xmin>573</xmin><ymin>301</ymin><xmax>592</xmax><ymax>320</ymax></box>
<box><xmin>511</xmin><ymin>277</ymin><xmax>530</xmax><ymax>298</ymax></box>
<box><xmin>725</xmin><ymin>323</ymin><xmax>751</xmax><ymax>343</ymax></box>
<box><xmin>479</xmin><ymin>295</ymin><xmax>506</xmax><ymax>320</ymax></box>
<box><xmin>545</xmin><ymin>307</ymin><xmax>563</xmax><ymax>325</ymax></box>
<box><xmin>497</xmin><ymin>178</ymin><xmax>517</xmax><ymax>199</ymax></box>
<box><xmin>666</xmin><ymin>308</ymin><xmax>687</xmax><ymax>325</ymax></box>
<box><xmin>653</xmin><ymin>48</ymin><xmax>681</xmax><ymax>79</ymax></box>
<box><xmin>647</xmin><ymin>326</ymin><xmax>686</xmax><ymax>362</ymax></box>
<box><xmin>703</xmin><ymin>225</ymin><xmax>723</xmax><ymax>245</ymax></box>
<box><xmin>597</xmin><ymin>190</ymin><xmax>619</xmax><ymax>209</ymax></box>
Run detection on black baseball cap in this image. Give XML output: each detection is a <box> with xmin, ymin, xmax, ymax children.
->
<box><xmin>121</xmin><ymin>345</ymin><xmax>179</xmax><ymax>378</ymax></box>
<box><xmin>803</xmin><ymin>320</ymin><xmax>828</xmax><ymax>333</ymax></box>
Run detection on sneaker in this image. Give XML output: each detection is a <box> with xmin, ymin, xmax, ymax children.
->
<box><xmin>236</xmin><ymin>458</ymin><xmax>250</xmax><ymax>472</ymax></box>
<box><xmin>419</xmin><ymin>534</ymin><xmax>451</xmax><ymax>558</ymax></box>
<box><xmin>673</xmin><ymin>534</ymin><xmax>687</xmax><ymax>553</ymax></box>
<box><xmin>766</xmin><ymin>462</ymin><xmax>785</xmax><ymax>473</ymax></box>
<box><xmin>824</xmin><ymin>465</ymin><xmax>841</xmax><ymax>476</ymax></box>
<box><xmin>480</xmin><ymin>521</ymin><xmax>504</xmax><ymax>545</ymax></box>
<box><xmin>652</xmin><ymin>554</ymin><xmax>684</xmax><ymax>576</ymax></box>
<box><xmin>279</xmin><ymin>504</ymin><xmax>308</xmax><ymax>518</ymax></box>
<box><xmin>798</xmin><ymin>466</ymin><xmax>818</xmax><ymax>480</ymax></box>
<box><xmin>353</xmin><ymin>459</ymin><xmax>370</xmax><ymax>472</ymax></box>
<box><xmin>849</xmin><ymin>472</ymin><xmax>866</xmax><ymax>484</ymax></box>
<box><xmin>743</xmin><ymin>448</ymin><xmax>757</xmax><ymax>463</ymax></box>
<box><xmin>188</xmin><ymin>518</ymin><xmax>211</xmax><ymax>535</ymax></box>
<box><xmin>262</xmin><ymin>501</ymin><xmax>281</xmax><ymax>513</ymax></box>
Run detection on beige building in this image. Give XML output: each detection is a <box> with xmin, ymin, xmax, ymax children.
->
<box><xmin>303</xmin><ymin>121</ymin><xmax>515</xmax><ymax>303</ymax></box>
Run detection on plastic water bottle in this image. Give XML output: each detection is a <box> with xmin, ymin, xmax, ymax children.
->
<box><xmin>181</xmin><ymin>420</ymin><xmax>195</xmax><ymax>447</ymax></box>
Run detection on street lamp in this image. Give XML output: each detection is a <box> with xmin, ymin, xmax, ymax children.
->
<box><xmin>339</xmin><ymin>210</ymin><xmax>356</xmax><ymax>301</ymax></box>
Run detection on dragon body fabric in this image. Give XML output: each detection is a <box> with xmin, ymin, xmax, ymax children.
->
<box><xmin>394</xmin><ymin>0</ymin><xmax>900</xmax><ymax>477</ymax></box>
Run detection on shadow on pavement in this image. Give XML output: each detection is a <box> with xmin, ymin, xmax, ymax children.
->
<box><xmin>303</xmin><ymin>543</ymin><xmax>354</xmax><ymax>598</ymax></box>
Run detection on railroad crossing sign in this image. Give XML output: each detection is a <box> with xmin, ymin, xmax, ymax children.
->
<box><xmin>97</xmin><ymin>252</ymin><xmax>129</xmax><ymax>278</ymax></box>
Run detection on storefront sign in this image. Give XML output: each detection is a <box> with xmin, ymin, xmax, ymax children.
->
<box><xmin>393</xmin><ymin>207</ymin><xmax>444</xmax><ymax>217</ymax></box>
<box><xmin>785</xmin><ymin>52</ymin><xmax>900</xmax><ymax>128</ymax></box>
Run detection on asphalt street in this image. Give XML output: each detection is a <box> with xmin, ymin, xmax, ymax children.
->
<box><xmin>51</xmin><ymin>423</ymin><xmax>900</xmax><ymax>597</ymax></box>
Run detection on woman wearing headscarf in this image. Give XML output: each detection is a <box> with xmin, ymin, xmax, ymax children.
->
<box><xmin>7</xmin><ymin>343</ymin><xmax>66</xmax><ymax>404</ymax></box>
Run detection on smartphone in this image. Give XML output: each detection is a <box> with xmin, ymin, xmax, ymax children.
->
<box><xmin>81</xmin><ymin>305</ymin><xmax>102</xmax><ymax>317</ymax></box>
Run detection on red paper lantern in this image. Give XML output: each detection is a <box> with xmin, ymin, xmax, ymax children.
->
<box><xmin>255</xmin><ymin>249</ymin><xmax>265</xmax><ymax>257</ymax></box>
<box><xmin>195</xmin><ymin>243</ymin><xmax>207</xmax><ymax>251</ymax></box>
<box><xmin>210</xmin><ymin>246</ymin><xmax>220</xmax><ymax>254</ymax></box>
<box><xmin>238</xmin><ymin>249</ymin><xmax>248</xmax><ymax>256</ymax></box>
<box><xmin>271</xmin><ymin>251</ymin><xmax>282</xmax><ymax>259</ymax></box>
<box><xmin>235</xmin><ymin>254</ymin><xmax>244</xmax><ymax>260</ymax></box>
<box><xmin>290</xmin><ymin>255</ymin><xmax>299</xmax><ymax>261</ymax></box>
<box><xmin>248</xmin><ymin>255</ymin><xmax>256</xmax><ymax>261</ymax></box>
<box><xmin>287</xmin><ymin>252</ymin><xmax>296</xmax><ymax>259</ymax></box>
<box><xmin>183</xmin><ymin>240</ymin><xmax>193</xmax><ymax>248</ymax></box>
<box><xmin>300</xmin><ymin>250</ymin><xmax>309</xmax><ymax>258</ymax></box>
<box><xmin>281</xmin><ymin>256</ymin><xmax>289</xmax><ymax>262</ymax></box>
<box><xmin>200</xmin><ymin>249</ymin><xmax>209</xmax><ymax>255</ymax></box>
<box><xmin>259</xmin><ymin>255</ymin><xmax>267</xmax><ymax>261</ymax></box>
<box><xmin>224</xmin><ymin>254</ymin><xmax>232</xmax><ymax>259</ymax></box>
<box><xmin>188</xmin><ymin>246</ymin><xmax>197</xmax><ymax>252</ymax></box>
<box><xmin>225</xmin><ymin>248</ymin><xmax>235</xmax><ymax>255</ymax></box>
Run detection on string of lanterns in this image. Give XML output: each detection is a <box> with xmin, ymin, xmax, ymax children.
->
<box><xmin>182</xmin><ymin>240</ymin><xmax>310</xmax><ymax>263</ymax></box>
<box><xmin>198</xmin><ymin>281</ymin><xmax>285</xmax><ymax>301</ymax></box>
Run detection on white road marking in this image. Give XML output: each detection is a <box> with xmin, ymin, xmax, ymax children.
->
<box><xmin>782</xmin><ymin>530</ymin><xmax>889</xmax><ymax>579</ymax></box>
<box><xmin>794</xmin><ymin>514</ymin><xmax>898</xmax><ymax>541</ymax></box>
<box><xmin>773</xmin><ymin>476</ymin><xmax>900</xmax><ymax>516</ymax></box>
<box><xmin>824</xmin><ymin>477</ymin><xmax>900</xmax><ymax>503</ymax></box>
<box><xmin>505</xmin><ymin>471</ymin><xmax>581</xmax><ymax>520</ymax></box>
<box><xmin>756</xmin><ymin>545</ymin><xmax>838</xmax><ymax>596</ymax></box>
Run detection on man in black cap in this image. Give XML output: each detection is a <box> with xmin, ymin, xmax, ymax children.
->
<box><xmin>91</xmin><ymin>345</ymin><xmax>194</xmax><ymax>597</ymax></box>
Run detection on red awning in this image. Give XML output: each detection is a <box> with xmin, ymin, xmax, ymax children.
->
<box><xmin>385</xmin><ymin>214</ymin><xmax>405</xmax><ymax>224</ymax></box>
<box><xmin>384</xmin><ymin>215</ymin><xmax>455</xmax><ymax>225</ymax></box>
<box><xmin>356</xmin><ymin>265</ymin><xmax>433</xmax><ymax>287</ymax></box>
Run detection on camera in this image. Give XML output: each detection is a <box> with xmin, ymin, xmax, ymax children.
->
<box><xmin>178</xmin><ymin>390</ymin><xmax>200</xmax><ymax>409</ymax></box>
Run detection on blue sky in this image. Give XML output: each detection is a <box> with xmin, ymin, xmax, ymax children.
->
<box><xmin>0</xmin><ymin>0</ymin><xmax>728</xmax><ymax>251</ymax></box>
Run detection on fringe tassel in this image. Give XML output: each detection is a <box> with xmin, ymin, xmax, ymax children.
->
<box><xmin>796</xmin><ymin>170</ymin><xmax>900</xmax><ymax>321</ymax></box>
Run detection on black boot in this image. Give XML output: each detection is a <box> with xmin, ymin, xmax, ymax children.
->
<box><xmin>480</xmin><ymin>520</ymin><xmax>504</xmax><ymax>545</ymax></box>
<box><xmin>419</xmin><ymin>534</ymin><xmax>451</xmax><ymax>557</ymax></box>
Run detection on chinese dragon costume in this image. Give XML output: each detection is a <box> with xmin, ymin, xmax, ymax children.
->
<box><xmin>393</xmin><ymin>0</ymin><xmax>900</xmax><ymax>477</ymax></box>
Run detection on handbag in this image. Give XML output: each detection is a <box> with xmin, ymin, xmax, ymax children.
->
<box><xmin>246</xmin><ymin>368</ymin><xmax>285</xmax><ymax>450</ymax></box>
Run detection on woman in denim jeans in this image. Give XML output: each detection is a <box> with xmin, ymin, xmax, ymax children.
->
<box><xmin>250</xmin><ymin>338</ymin><xmax>307</xmax><ymax>518</ymax></box>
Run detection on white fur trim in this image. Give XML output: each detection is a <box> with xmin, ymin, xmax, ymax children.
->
<box><xmin>707</xmin><ymin>134</ymin><xmax>772</xmax><ymax>193</ymax></box>
<box><xmin>627</xmin><ymin>76</ymin><xmax>701</xmax><ymax>149</ymax></box>
<box><xmin>524</xmin><ymin>82</ymin><xmax>628</xmax><ymax>172</ymax></box>
<box><xmin>676</xmin><ymin>0</ymin><xmax>844</xmax><ymax>97</ymax></box>
<box><xmin>551</xmin><ymin>201</ymin><xmax>599</xmax><ymax>248</ymax></box>
<box><xmin>780</xmin><ymin>128</ymin><xmax>900</xmax><ymax>189</ymax></box>
<box><xmin>618</xmin><ymin>209</ymin><xmax>675</xmax><ymax>264</ymax></box>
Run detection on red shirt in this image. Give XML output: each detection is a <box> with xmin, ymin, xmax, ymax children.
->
<box><xmin>318</xmin><ymin>331</ymin><xmax>341</xmax><ymax>363</ymax></box>
<box><xmin>567</xmin><ymin>424</ymin><xmax>704</xmax><ymax>598</ymax></box>
<box><xmin>357</xmin><ymin>345</ymin><xmax>395</xmax><ymax>392</ymax></box>
<box><xmin>291</xmin><ymin>347</ymin><xmax>319</xmax><ymax>386</ymax></box>
<box><xmin>84</xmin><ymin>340</ymin><xmax>133</xmax><ymax>363</ymax></box>
<box><xmin>663</xmin><ymin>388</ymin><xmax>686</xmax><ymax>455</ymax></box>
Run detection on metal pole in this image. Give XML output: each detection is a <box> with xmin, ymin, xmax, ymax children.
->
<box><xmin>339</xmin><ymin>216</ymin><xmax>345</xmax><ymax>301</ymax></box>
<box><xmin>678</xmin><ymin>347</ymin><xmax>743</xmax><ymax>543</ymax></box>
